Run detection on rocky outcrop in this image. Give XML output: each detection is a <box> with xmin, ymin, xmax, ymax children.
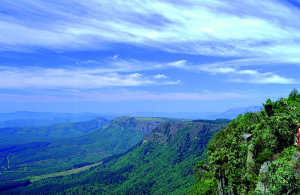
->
<box><xmin>242</xmin><ymin>134</ymin><xmax>253</xmax><ymax>143</ymax></box>
<box><xmin>108</xmin><ymin>117</ymin><xmax>164</xmax><ymax>133</ymax></box>
<box><xmin>292</xmin><ymin>152</ymin><xmax>300</xmax><ymax>164</ymax></box>
<box><xmin>217</xmin><ymin>171</ymin><xmax>234</xmax><ymax>195</ymax></box>
<box><xmin>256</xmin><ymin>161</ymin><xmax>270</xmax><ymax>193</ymax></box>
<box><xmin>143</xmin><ymin>122</ymin><xmax>227</xmax><ymax>144</ymax></box>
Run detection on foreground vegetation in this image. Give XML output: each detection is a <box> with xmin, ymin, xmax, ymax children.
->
<box><xmin>189</xmin><ymin>89</ymin><xmax>300</xmax><ymax>194</ymax></box>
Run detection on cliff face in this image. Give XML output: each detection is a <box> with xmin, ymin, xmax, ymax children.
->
<box><xmin>143</xmin><ymin>122</ymin><xmax>227</xmax><ymax>144</ymax></box>
<box><xmin>107</xmin><ymin>117</ymin><xmax>167</xmax><ymax>133</ymax></box>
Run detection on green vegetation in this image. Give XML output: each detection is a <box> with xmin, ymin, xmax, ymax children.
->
<box><xmin>189</xmin><ymin>89</ymin><xmax>300</xmax><ymax>194</ymax></box>
<box><xmin>0</xmin><ymin>117</ymin><xmax>110</xmax><ymax>145</ymax></box>
<box><xmin>28</xmin><ymin>161</ymin><xmax>103</xmax><ymax>182</ymax></box>
<box><xmin>0</xmin><ymin>117</ymin><xmax>168</xmax><ymax>183</ymax></box>
<box><xmin>192</xmin><ymin>118</ymin><xmax>232</xmax><ymax>124</ymax></box>
<box><xmin>2</xmin><ymin>120</ymin><xmax>228</xmax><ymax>194</ymax></box>
<box><xmin>0</xmin><ymin>179</ymin><xmax>30</xmax><ymax>192</ymax></box>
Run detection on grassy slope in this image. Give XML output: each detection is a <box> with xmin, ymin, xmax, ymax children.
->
<box><xmin>4</xmin><ymin>120</ymin><xmax>228</xmax><ymax>195</ymax></box>
<box><xmin>28</xmin><ymin>161</ymin><xmax>103</xmax><ymax>182</ymax></box>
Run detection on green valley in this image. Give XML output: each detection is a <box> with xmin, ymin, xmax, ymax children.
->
<box><xmin>0</xmin><ymin>117</ymin><xmax>175</xmax><ymax>184</ymax></box>
<box><xmin>1</xmin><ymin>119</ymin><xmax>228</xmax><ymax>194</ymax></box>
<box><xmin>0</xmin><ymin>117</ymin><xmax>110</xmax><ymax>145</ymax></box>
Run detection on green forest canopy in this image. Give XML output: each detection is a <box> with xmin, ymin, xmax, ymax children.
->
<box><xmin>189</xmin><ymin>88</ymin><xmax>300</xmax><ymax>195</ymax></box>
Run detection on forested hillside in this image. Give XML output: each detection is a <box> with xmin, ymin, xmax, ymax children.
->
<box><xmin>2</xmin><ymin>120</ymin><xmax>228</xmax><ymax>194</ymax></box>
<box><xmin>0</xmin><ymin>117</ymin><xmax>169</xmax><ymax>184</ymax></box>
<box><xmin>189</xmin><ymin>89</ymin><xmax>300</xmax><ymax>195</ymax></box>
<box><xmin>0</xmin><ymin>117</ymin><xmax>109</xmax><ymax>145</ymax></box>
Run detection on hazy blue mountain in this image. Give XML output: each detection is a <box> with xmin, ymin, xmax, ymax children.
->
<box><xmin>0</xmin><ymin>117</ymin><xmax>76</xmax><ymax>128</ymax></box>
<box><xmin>0</xmin><ymin>111</ymin><xmax>101</xmax><ymax>122</ymax></box>
<box><xmin>206</xmin><ymin>105</ymin><xmax>264</xmax><ymax>119</ymax></box>
<box><xmin>123</xmin><ymin>111</ymin><xmax>222</xmax><ymax>119</ymax></box>
<box><xmin>0</xmin><ymin>117</ymin><xmax>110</xmax><ymax>145</ymax></box>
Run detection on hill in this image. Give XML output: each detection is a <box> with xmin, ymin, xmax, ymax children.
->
<box><xmin>0</xmin><ymin>117</ymin><xmax>110</xmax><ymax>145</ymax></box>
<box><xmin>2</xmin><ymin>119</ymin><xmax>228</xmax><ymax>194</ymax></box>
<box><xmin>0</xmin><ymin>111</ymin><xmax>101</xmax><ymax>122</ymax></box>
<box><xmin>189</xmin><ymin>89</ymin><xmax>300</xmax><ymax>194</ymax></box>
<box><xmin>0</xmin><ymin>117</ymin><xmax>173</xmax><ymax>183</ymax></box>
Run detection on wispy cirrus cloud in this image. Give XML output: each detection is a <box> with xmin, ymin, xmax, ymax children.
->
<box><xmin>0</xmin><ymin>89</ymin><xmax>261</xmax><ymax>102</ymax></box>
<box><xmin>0</xmin><ymin>66</ymin><xmax>179</xmax><ymax>89</ymax></box>
<box><xmin>167</xmin><ymin>59</ymin><xmax>298</xmax><ymax>84</ymax></box>
<box><xmin>1</xmin><ymin>0</ymin><xmax>300</xmax><ymax>59</ymax></box>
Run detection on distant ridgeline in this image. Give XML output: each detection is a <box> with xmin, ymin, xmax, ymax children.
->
<box><xmin>2</xmin><ymin>119</ymin><xmax>229</xmax><ymax>194</ymax></box>
<box><xmin>192</xmin><ymin>119</ymin><xmax>232</xmax><ymax>124</ymax></box>
<box><xmin>188</xmin><ymin>89</ymin><xmax>300</xmax><ymax>195</ymax></box>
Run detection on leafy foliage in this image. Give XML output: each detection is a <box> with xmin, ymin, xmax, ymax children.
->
<box><xmin>190</xmin><ymin>89</ymin><xmax>300</xmax><ymax>194</ymax></box>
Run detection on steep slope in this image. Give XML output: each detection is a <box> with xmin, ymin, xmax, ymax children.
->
<box><xmin>189</xmin><ymin>89</ymin><xmax>300</xmax><ymax>195</ymax></box>
<box><xmin>4</xmin><ymin>120</ymin><xmax>228</xmax><ymax>194</ymax></box>
<box><xmin>0</xmin><ymin>117</ymin><xmax>169</xmax><ymax>183</ymax></box>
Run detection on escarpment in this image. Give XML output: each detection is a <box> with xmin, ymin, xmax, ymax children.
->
<box><xmin>107</xmin><ymin>117</ymin><xmax>166</xmax><ymax>133</ymax></box>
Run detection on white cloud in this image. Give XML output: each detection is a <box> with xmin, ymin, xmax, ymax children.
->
<box><xmin>153</xmin><ymin>74</ymin><xmax>169</xmax><ymax>79</ymax></box>
<box><xmin>0</xmin><ymin>66</ymin><xmax>178</xmax><ymax>89</ymax></box>
<box><xmin>165</xmin><ymin>59</ymin><xmax>298</xmax><ymax>84</ymax></box>
<box><xmin>0</xmin><ymin>89</ymin><xmax>260</xmax><ymax>102</ymax></box>
<box><xmin>231</xmin><ymin>72</ymin><xmax>297</xmax><ymax>84</ymax></box>
<box><xmin>167</xmin><ymin>60</ymin><xmax>187</xmax><ymax>68</ymax></box>
<box><xmin>1</xmin><ymin>0</ymin><xmax>300</xmax><ymax>59</ymax></box>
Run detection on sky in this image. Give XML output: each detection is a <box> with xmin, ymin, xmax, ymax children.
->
<box><xmin>1</xmin><ymin>0</ymin><xmax>300</xmax><ymax>114</ymax></box>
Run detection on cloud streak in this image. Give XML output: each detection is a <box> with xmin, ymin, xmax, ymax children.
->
<box><xmin>167</xmin><ymin>60</ymin><xmax>298</xmax><ymax>84</ymax></box>
<box><xmin>0</xmin><ymin>66</ymin><xmax>179</xmax><ymax>89</ymax></box>
<box><xmin>1</xmin><ymin>0</ymin><xmax>300</xmax><ymax>58</ymax></box>
<box><xmin>0</xmin><ymin>89</ymin><xmax>261</xmax><ymax>102</ymax></box>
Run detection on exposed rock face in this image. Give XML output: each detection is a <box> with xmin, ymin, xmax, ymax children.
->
<box><xmin>143</xmin><ymin>122</ymin><xmax>226</xmax><ymax>144</ymax></box>
<box><xmin>256</xmin><ymin>161</ymin><xmax>270</xmax><ymax>193</ymax></box>
<box><xmin>292</xmin><ymin>152</ymin><xmax>300</xmax><ymax>164</ymax></box>
<box><xmin>108</xmin><ymin>117</ymin><xmax>164</xmax><ymax>133</ymax></box>
<box><xmin>242</xmin><ymin>134</ymin><xmax>253</xmax><ymax>143</ymax></box>
<box><xmin>217</xmin><ymin>171</ymin><xmax>234</xmax><ymax>195</ymax></box>
<box><xmin>246</xmin><ymin>144</ymin><xmax>254</xmax><ymax>169</ymax></box>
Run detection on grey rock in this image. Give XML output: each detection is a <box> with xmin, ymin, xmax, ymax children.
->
<box><xmin>292</xmin><ymin>152</ymin><xmax>300</xmax><ymax>164</ymax></box>
<box><xmin>242</xmin><ymin>134</ymin><xmax>253</xmax><ymax>142</ymax></box>
<box><xmin>246</xmin><ymin>144</ymin><xmax>254</xmax><ymax>169</ymax></box>
<box><xmin>256</xmin><ymin>161</ymin><xmax>270</xmax><ymax>194</ymax></box>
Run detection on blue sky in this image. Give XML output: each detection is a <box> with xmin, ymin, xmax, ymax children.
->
<box><xmin>1</xmin><ymin>0</ymin><xmax>300</xmax><ymax>113</ymax></box>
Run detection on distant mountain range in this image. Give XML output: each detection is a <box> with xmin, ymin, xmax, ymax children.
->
<box><xmin>0</xmin><ymin>105</ymin><xmax>264</xmax><ymax>123</ymax></box>
<box><xmin>123</xmin><ymin>105</ymin><xmax>264</xmax><ymax>119</ymax></box>
<box><xmin>205</xmin><ymin>105</ymin><xmax>264</xmax><ymax>119</ymax></box>
<box><xmin>0</xmin><ymin>111</ymin><xmax>101</xmax><ymax>122</ymax></box>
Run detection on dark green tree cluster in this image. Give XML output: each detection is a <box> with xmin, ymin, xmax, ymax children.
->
<box><xmin>0</xmin><ymin>179</ymin><xmax>30</xmax><ymax>192</ymax></box>
<box><xmin>189</xmin><ymin>89</ymin><xmax>300</xmax><ymax>195</ymax></box>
